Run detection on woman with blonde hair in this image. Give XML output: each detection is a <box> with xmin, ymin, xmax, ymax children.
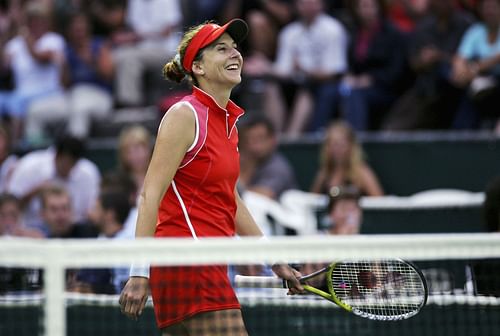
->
<box><xmin>117</xmin><ymin>124</ymin><xmax>152</xmax><ymax>196</ymax></box>
<box><xmin>310</xmin><ymin>120</ymin><xmax>383</xmax><ymax>197</ymax></box>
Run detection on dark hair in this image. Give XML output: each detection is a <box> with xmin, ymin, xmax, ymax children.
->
<box><xmin>349</xmin><ymin>0</ymin><xmax>387</xmax><ymax>24</ymax></box>
<box><xmin>55</xmin><ymin>135</ymin><xmax>85</xmax><ymax>160</ymax></box>
<box><xmin>101</xmin><ymin>172</ymin><xmax>136</xmax><ymax>195</ymax></box>
<box><xmin>100</xmin><ymin>189</ymin><xmax>131</xmax><ymax>225</ymax></box>
<box><xmin>0</xmin><ymin>193</ymin><xmax>20</xmax><ymax>208</ymax></box>
<box><xmin>100</xmin><ymin>171</ymin><xmax>137</xmax><ymax>206</ymax></box>
<box><xmin>239</xmin><ymin>115</ymin><xmax>276</xmax><ymax>136</ymax></box>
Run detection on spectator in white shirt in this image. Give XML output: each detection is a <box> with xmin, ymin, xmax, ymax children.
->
<box><xmin>112</xmin><ymin>0</ymin><xmax>183</xmax><ymax>107</ymax></box>
<box><xmin>244</xmin><ymin>0</ymin><xmax>348</xmax><ymax>137</ymax></box>
<box><xmin>6</xmin><ymin>135</ymin><xmax>101</xmax><ymax>228</ymax></box>
<box><xmin>1</xmin><ymin>1</ymin><xmax>66</xmax><ymax>143</ymax></box>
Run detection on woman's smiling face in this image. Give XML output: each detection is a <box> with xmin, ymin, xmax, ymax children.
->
<box><xmin>195</xmin><ymin>33</ymin><xmax>243</xmax><ymax>87</ymax></box>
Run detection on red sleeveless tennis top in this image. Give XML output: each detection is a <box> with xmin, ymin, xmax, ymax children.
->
<box><xmin>155</xmin><ymin>86</ymin><xmax>244</xmax><ymax>239</ymax></box>
<box><xmin>150</xmin><ymin>86</ymin><xmax>244</xmax><ymax>329</ymax></box>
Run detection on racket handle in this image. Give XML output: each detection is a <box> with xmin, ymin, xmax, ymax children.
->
<box><xmin>234</xmin><ymin>275</ymin><xmax>286</xmax><ymax>289</ymax></box>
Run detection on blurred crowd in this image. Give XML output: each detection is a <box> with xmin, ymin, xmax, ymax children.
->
<box><xmin>0</xmin><ymin>0</ymin><xmax>499</xmax><ymax>145</ymax></box>
<box><xmin>1</xmin><ymin>0</ymin><xmax>500</xmax><ymax>294</ymax></box>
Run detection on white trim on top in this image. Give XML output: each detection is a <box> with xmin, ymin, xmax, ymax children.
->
<box><xmin>171</xmin><ymin>180</ymin><xmax>198</xmax><ymax>240</ymax></box>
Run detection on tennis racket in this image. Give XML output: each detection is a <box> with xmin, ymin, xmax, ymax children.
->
<box><xmin>235</xmin><ymin>259</ymin><xmax>428</xmax><ymax>321</ymax></box>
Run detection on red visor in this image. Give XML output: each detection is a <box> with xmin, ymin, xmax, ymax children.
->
<box><xmin>182</xmin><ymin>19</ymin><xmax>248</xmax><ymax>73</ymax></box>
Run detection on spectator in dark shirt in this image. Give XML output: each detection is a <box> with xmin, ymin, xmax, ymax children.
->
<box><xmin>238</xmin><ymin>115</ymin><xmax>298</xmax><ymax>200</ymax></box>
<box><xmin>71</xmin><ymin>188</ymin><xmax>132</xmax><ymax>294</ymax></box>
<box><xmin>339</xmin><ymin>0</ymin><xmax>407</xmax><ymax>131</ymax></box>
<box><xmin>383</xmin><ymin>0</ymin><xmax>473</xmax><ymax>130</ymax></box>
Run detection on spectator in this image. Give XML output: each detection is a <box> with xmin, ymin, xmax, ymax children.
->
<box><xmin>451</xmin><ymin>0</ymin><xmax>500</xmax><ymax>131</ymax></box>
<box><xmin>238</xmin><ymin>115</ymin><xmax>298</xmax><ymax>200</ymax></box>
<box><xmin>100</xmin><ymin>171</ymin><xmax>138</xmax><ymax>239</ymax></box>
<box><xmin>0</xmin><ymin>192</ymin><xmax>43</xmax><ymax>238</ymax></box>
<box><xmin>72</xmin><ymin>188</ymin><xmax>132</xmax><ymax>294</ymax></box>
<box><xmin>383</xmin><ymin>0</ymin><xmax>473</xmax><ymax>130</ymax></box>
<box><xmin>60</xmin><ymin>12</ymin><xmax>114</xmax><ymax>138</ymax></box>
<box><xmin>0</xmin><ymin>0</ymin><xmax>18</xmax><ymax>107</ymax></box>
<box><xmin>299</xmin><ymin>184</ymin><xmax>362</xmax><ymax>281</ymax></box>
<box><xmin>310</xmin><ymin>121</ymin><xmax>383</xmax><ymax>196</ymax></box>
<box><xmin>324</xmin><ymin>185</ymin><xmax>362</xmax><ymax>235</ymax></box>
<box><xmin>6</xmin><ymin>135</ymin><xmax>101</xmax><ymax>228</ymax></box>
<box><xmin>38</xmin><ymin>184</ymin><xmax>98</xmax><ymax>238</ymax></box>
<box><xmin>1</xmin><ymin>1</ymin><xmax>66</xmax><ymax>143</ymax></box>
<box><xmin>339</xmin><ymin>0</ymin><xmax>407</xmax><ymax>131</ymax></box>
<box><xmin>244</xmin><ymin>0</ymin><xmax>348</xmax><ymax>136</ymax></box>
<box><xmin>0</xmin><ymin>123</ymin><xmax>17</xmax><ymax>192</ymax></box>
<box><xmin>181</xmin><ymin>0</ymin><xmax>233</xmax><ymax>28</ymax></box>
<box><xmin>386</xmin><ymin>0</ymin><xmax>429</xmax><ymax>33</ymax></box>
<box><xmin>117</xmin><ymin>124</ymin><xmax>152</xmax><ymax>198</ymax></box>
<box><xmin>225</xmin><ymin>0</ymin><xmax>295</xmax><ymax>59</ymax></box>
<box><xmin>85</xmin><ymin>0</ymin><xmax>127</xmax><ymax>40</ymax></box>
<box><xmin>111</xmin><ymin>0</ymin><xmax>183</xmax><ymax>107</ymax></box>
<box><xmin>0</xmin><ymin>192</ymin><xmax>43</xmax><ymax>294</ymax></box>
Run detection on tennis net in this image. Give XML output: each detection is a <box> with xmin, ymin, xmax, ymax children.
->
<box><xmin>1</xmin><ymin>233</ymin><xmax>500</xmax><ymax>336</ymax></box>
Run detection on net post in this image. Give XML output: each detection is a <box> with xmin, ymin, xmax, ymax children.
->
<box><xmin>44</xmin><ymin>261</ymin><xmax>66</xmax><ymax>336</ymax></box>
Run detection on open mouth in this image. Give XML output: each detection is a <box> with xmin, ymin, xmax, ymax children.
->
<box><xmin>225</xmin><ymin>63</ymin><xmax>240</xmax><ymax>71</ymax></box>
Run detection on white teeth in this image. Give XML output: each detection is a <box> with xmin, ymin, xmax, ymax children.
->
<box><xmin>226</xmin><ymin>65</ymin><xmax>239</xmax><ymax>70</ymax></box>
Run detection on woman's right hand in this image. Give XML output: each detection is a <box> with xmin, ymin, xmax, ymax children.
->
<box><xmin>119</xmin><ymin>277</ymin><xmax>150</xmax><ymax>320</ymax></box>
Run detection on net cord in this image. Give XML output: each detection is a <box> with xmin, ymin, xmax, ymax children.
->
<box><xmin>1</xmin><ymin>233</ymin><xmax>500</xmax><ymax>268</ymax></box>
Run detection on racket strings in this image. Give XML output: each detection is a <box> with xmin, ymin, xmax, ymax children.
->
<box><xmin>331</xmin><ymin>260</ymin><xmax>426</xmax><ymax>320</ymax></box>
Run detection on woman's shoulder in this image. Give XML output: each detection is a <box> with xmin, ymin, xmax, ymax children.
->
<box><xmin>161</xmin><ymin>100</ymin><xmax>196</xmax><ymax>124</ymax></box>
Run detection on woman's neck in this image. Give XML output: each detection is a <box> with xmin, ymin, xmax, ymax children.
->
<box><xmin>198</xmin><ymin>82</ymin><xmax>232</xmax><ymax>108</ymax></box>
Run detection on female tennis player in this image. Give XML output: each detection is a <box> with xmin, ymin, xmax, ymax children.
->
<box><xmin>118</xmin><ymin>19</ymin><xmax>303</xmax><ymax>335</ymax></box>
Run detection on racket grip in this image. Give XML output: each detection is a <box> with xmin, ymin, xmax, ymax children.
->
<box><xmin>234</xmin><ymin>275</ymin><xmax>286</xmax><ymax>289</ymax></box>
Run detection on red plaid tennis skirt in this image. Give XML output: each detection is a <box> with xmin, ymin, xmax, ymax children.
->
<box><xmin>150</xmin><ymin>264</ymin><xmax>240</xmax><ymax>329</ymax></box>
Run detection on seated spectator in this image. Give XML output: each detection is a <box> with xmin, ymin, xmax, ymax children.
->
<box><xmin>0</xmin><ymin>192</ymin><xmax>43</xmax><ymax>294</ymax></box>
<box><xmin>0</xmin><ymin>123</ymin><xmax>17</xmax><ymax>192</ymax></box>
<box><xmin>117</xmin><ymin>124</ymin><xmax>152</xmax><ymax>198</ymax></box>
<box><xmin>383</xmin><ymin>0</ymin><xmax>473</xmax><ymax>130</ymax></box>
<box><xmin>310</xmin><ymin>121</ymin><xmax>383</xmax><ymax>197</ymax></box>
<box><xmin>339</xmin><ymin>0</ymin><xmax>407</xmax><ymax>131</ymax></box>
<box><xmin>450</xmin><ymin>0</ymin><xmax>500</xmax><ymax>131</ymax></box>
<box><xmin>0</xmin><ymin>0</ymin><xmax>17</xmax><ymax>112</ymax></box>
<box><xmin>386</xmin><ymin>0</ymin><xmax>429</xmax><ymax>33</ymax></box>
<box><xmin>300</xmin><ymin>184</ymin><xmax>362</xmax><ymax>278</ymax></box>
<box><xmin>324</xmin><ymin>185</ymin><xmax>362</xmax><ymax>235</ymax></box>
<box><xmin>227</xmin><ymin>0</ymin><xmax>294</xmax><ymax>60</ymax></box>
<box><xmin>111</xmin><ymin>0</ymin><xmax>182</xmax><ymax>107</ymax></box>
<box><xmin>181</xmin><ymin>0</ymin><xmax>233</xmax><ymax>28</ymax></box>
<box><xmin>0</xmin><ymin>192</ymin><xmax>43</xmax><ymax>238</ymax></box>
<box><xmin>39</xmin><ymin>184</ymin><xmax>98</xmax><ymax>238</ymax></box>
<box><xmin>60</xmin><ymin>12</ymin><xmax>114</xmax><ymax>138</ymax></box>
<box><xmin>6</xmin><ymin>135</ymin><xmax>101</xmax><ymax>228</ymax></box>
<box><xmin>100</xmin><ymin>171</ymin><xmax>138</xmax><ymax>239</ymax></box>
<box><xmin>244</xmin><ymin>0</ymin><xmax>348</xmax><ymax>136</ymax></box>
<box><xmin>85</xmin><ymin>0</ymin><xmax>127</xmax><ymax>38</ymax></box>
<box><xmin>1</xmin><ymin>1</ymin><xmax>66</xmax><ymax>144</ymax></box>
<box><xmin>238</xmin><ymin>115</ymin><xmax>298</xmax><ymax>200</ymax></box>
<box><xmin>71</xmin><ymin>188</ymin><xmax>132</xmax><ymax>294</ymax></box>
